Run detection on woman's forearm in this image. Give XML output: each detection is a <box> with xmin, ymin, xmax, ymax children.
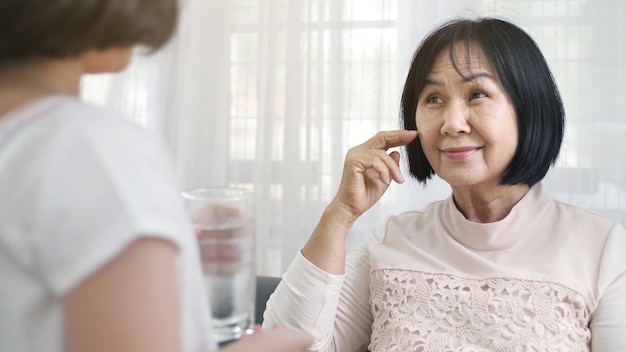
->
<box><xmin>301</xmin><ymin>200</ymin><xmax>358</xmax><ymax>275</ymax></box>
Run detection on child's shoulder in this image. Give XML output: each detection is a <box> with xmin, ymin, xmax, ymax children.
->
<box><xmin>40</xmin><ymin>96</ymin><xmax>154</xmax><ymax>145</ymax></box>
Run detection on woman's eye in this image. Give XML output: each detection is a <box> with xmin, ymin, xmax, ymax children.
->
<box><xmin>427</xmin><ymin>96</ymin><xmax>443</xmax><ymax>104</ymax></box>
<box><xmin>470</xmin><ymin>91</ymin><xmax>487</xmax><ymax>99</ymax></box>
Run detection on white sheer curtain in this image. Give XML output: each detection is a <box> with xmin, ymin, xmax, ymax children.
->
<box><xmin>81</xmin><ymin>0</ymin><xmax>626</xmax><ymax>276</ymax></box>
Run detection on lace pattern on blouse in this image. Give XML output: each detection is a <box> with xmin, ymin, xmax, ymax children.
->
<box><xmin>369</xmin><ymin>269</ymin><xmax>590</xmax><ymax>352</ymax></box>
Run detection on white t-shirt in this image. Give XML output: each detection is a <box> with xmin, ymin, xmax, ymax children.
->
<box><xmin>265</xmin><ymin>184</ymin><xmax>626</xmax><ymax>351</ymax></box>
<box><xmin>0</xmin><ymin>96</ymin><xmax>216</xmax><ymax>352</ymax></box>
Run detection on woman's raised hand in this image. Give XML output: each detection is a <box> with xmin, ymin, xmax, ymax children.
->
<box><xmin>302</xmin><ymin>130</ymin><xmax>417</xmax><ymax>274</ymax></box>
<box><xmin>332</xmin><ymin>130</ymin><xmax>418</xmax><ymax>220</ymax></box>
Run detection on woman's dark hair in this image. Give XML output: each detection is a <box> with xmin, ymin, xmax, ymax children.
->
<box><xmin>0</xmin><ymin>0</ymin><xmax>178</xmax><ymax>61</ymax></box>
<box><xmin>401</xmin><ymin>17</ymin><xmax>564</xmax><ymax>186</ymax></box>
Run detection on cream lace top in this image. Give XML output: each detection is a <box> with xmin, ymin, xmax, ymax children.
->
<box><xmin>264</xmin><ymin>184</ymin><xmax>626</xmax><ymax>351</ymax></box>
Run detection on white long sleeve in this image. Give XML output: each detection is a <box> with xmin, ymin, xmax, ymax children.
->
<box><xmin>264</xmin><ymin>230</ymin><xmax>385</xmax><ymax>352</ymax></box>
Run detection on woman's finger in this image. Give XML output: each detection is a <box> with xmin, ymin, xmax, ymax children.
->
<box><xmin>382</xmin><ymin>150</ymin><xmax>405</xmax><ymax>183</ymax></box>
<box><xmin>360</xmin><ymin>130</ymin><xmax>418</xmax><ymax>151</ymax></box>
<box><xmin>347</xmin><ymin>149</ymin><xmax>404</xmax><ymax>185</ymax></box>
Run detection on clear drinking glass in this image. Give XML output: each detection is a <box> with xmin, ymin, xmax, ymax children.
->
<box><xmin>181</xmin><ymin>187</ymin><xmax>256</xmax><ymax>345</ymax></box>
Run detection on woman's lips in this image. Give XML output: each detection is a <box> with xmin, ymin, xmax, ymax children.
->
<box><xmin>442</xmin><ymin>146</ymin><xmax>481</xmax><ymax>160</ymax></box>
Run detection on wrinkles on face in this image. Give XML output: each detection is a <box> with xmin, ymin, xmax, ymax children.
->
<box><xmin>415</xmin><ymin>42</ymin><xmax>518</xmax><ymax>190</ymax></box>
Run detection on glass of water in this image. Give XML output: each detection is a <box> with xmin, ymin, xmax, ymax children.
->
<box><xmin>181</xmin><ymin>187</ymin><xmax>256</xmax><ymax>345</ymax></box>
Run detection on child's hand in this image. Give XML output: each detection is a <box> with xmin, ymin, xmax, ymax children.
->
<box><xmin>220</xmin><ymin>325</ymin><xmax>313</xmax><ymax>352</ymax></box>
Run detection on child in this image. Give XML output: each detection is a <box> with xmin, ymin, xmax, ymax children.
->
<box><xmin>0</xmin><ymin>0</ymin><xmax>311</xmax><ymax>351</ymax></box>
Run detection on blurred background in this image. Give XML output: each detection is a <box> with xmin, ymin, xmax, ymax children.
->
<box><xmin>82</xmin><ymin>0</ymin><xmax>626</xmax><ymax>276</ymax></box>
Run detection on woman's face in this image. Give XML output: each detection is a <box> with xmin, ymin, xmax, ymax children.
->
<box><xmin>415</xmin><ymin>42</ymin><xmax>518</xmax><ymax>188</ymax></box>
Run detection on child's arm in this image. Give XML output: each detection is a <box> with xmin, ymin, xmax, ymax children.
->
<box><xmin>63</xmin><ymin>238</ymin><xmax>181</xmax><ymax>352</ymax></box>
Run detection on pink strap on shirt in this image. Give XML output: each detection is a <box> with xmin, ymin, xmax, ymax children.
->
<box><xmin>0</xmin><ymin>96</ymin><xmax>67</xmax><ymax>147</ymax></box>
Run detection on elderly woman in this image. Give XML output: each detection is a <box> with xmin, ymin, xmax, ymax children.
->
<box><xmin>264</xmin><ymin>17</ymin><xmax>626</xmax><ymax>351</ymax></box>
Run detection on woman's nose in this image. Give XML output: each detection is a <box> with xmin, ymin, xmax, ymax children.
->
<box><xmin>440</xmin><ymin>100</ymin><xmax>471</xmax><ymax>136</ymax></box>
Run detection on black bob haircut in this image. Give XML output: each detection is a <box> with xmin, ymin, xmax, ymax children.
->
<box><xmin>401</xmin><ymin>17</ymin><xmax>564</xmax><ymax>186</ymax></box>
<box><xmin>0</xmin><ymin>0</ymin><xmax>178</xmax><ymax>62</ymax></box>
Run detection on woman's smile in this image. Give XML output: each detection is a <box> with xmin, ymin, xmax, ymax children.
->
<box><xmin>441</xmin><ymin>146</ymin><xmax>482</xmax><ymax>160</ymax></box>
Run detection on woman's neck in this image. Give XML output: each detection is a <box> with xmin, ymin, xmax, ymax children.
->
<box><xmin>451</xmin><ymin>183</ymin><xmax>531</xmax><ymax>223</ymax></box>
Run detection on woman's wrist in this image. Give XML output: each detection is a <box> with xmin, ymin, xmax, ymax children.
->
<box><xmin>322</xmin><ymin>199</ymin><xmax>360</xmax><ymax>232</ymax></box>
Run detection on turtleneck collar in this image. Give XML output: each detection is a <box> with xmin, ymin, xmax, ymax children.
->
<box><xmin>442</xmin><ymin>183</ymin><xmax>554</xmax><ymax>250</ymax></box>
